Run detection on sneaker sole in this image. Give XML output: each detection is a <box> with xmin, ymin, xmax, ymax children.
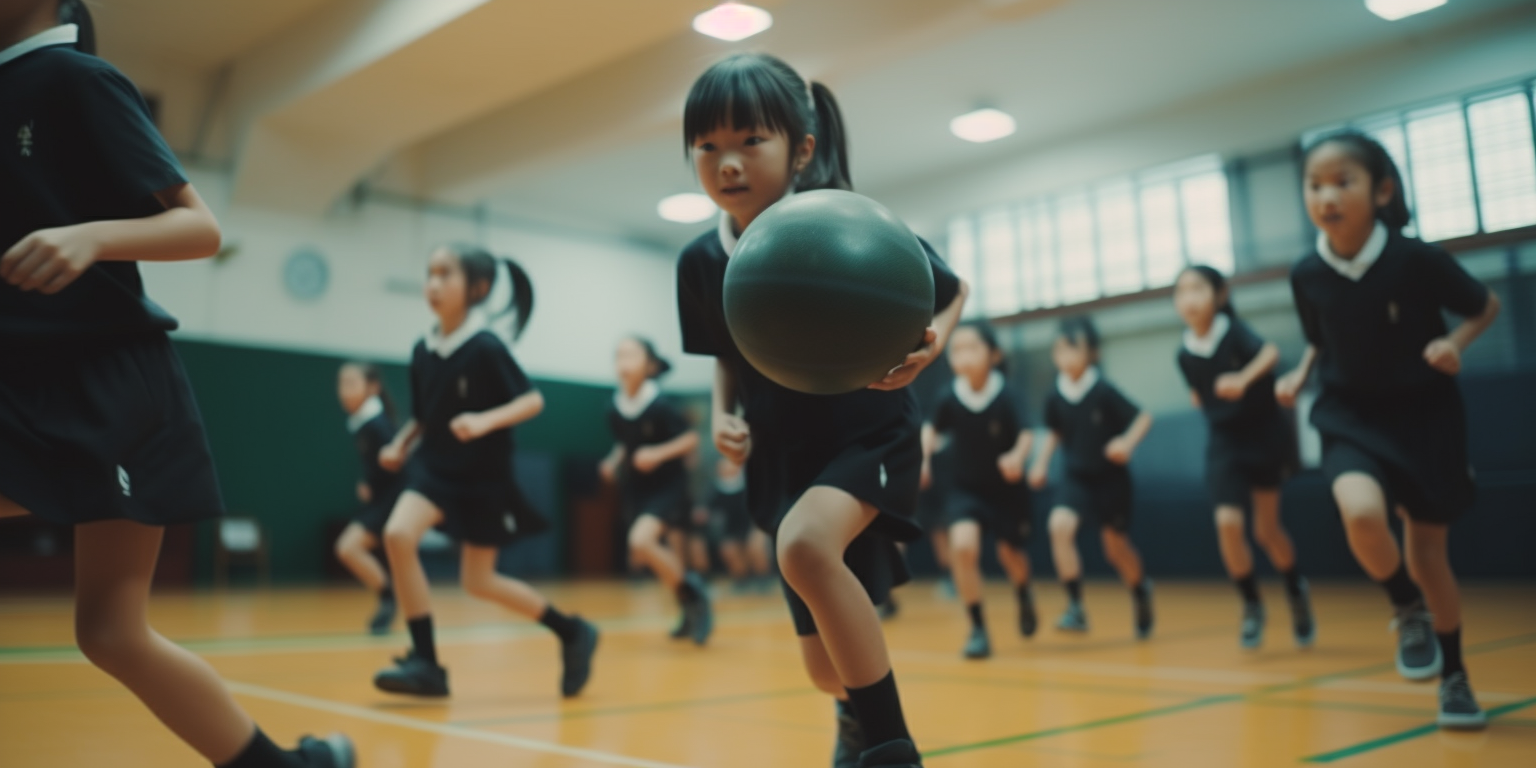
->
<box><xmin>1397</xmin><ymin>647</ymin><xmax>1443</xmax><ymax>682</ymax></box>
<box><xmin>1437</xmin><ymin>711</ymin><xmax>1488</xmax><ymax>730</ymax></box>
<box><xmin>373</xmin><ymin>677</ymin><xmax>449</xmax><ymax>697</ymax></box>
<box><xmin>1294</xmin><ymin>628</ymin><xmax>1317</xmax><ymax>649</ymax></box>
<box><xmin>318</xmin><ymin>734</ymin><xmax>356</xmax><ymax>768</ymax></box>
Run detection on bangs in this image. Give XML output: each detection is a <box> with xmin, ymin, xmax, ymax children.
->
<box><xmin>684</xmin><ymin>55</ymin><xmax>805</xmax><ymax>152</ymax></box>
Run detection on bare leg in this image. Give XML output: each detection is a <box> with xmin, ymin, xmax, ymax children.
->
<box><xmin>334</xmin><ymin>522</ymin><xmax>387</xmax><ymax>592</ymax></box>
<box><xmin>1048</xmin><ymin>507</ymin><xmax>1082</xmax><ymax>581</ymax></box>
<box><xmin>747</xmin><ymin>529</ymin><xmax>772</xmax><ymax>576</ymax></box>
<box><xmin>1250</xmin><ymin>489</ymin><xmax>1296</xmax><ymax>572</ymax></box>
<box><xmin>1215</xmin><ymin>504</ymin><xmax>1253</xmax><ymax>578</ymax></box>
<box><xmin>719</xmin><ymin>540</ymin><xmax>748</xmax><ymax>579</ymax></box>
<box><xmin>1100</xmin><ymin>528</ymin><xmax>1144</xmax><ymax>587</ymax></box>
<box><xmin>459</xmin><ymin>545</ymin><xmax>548</xmax><ymax>619</ymax></box>
<box><xmin>382</xmin><ymin>491</ymin><xmax>444</xmax><ymax>621</ymax></box>
<box><xmin>1332</xmin><ymin>474</ymin><xmax>1402</xmax><ymax>580</ymax></box>
<box><xmin>948</xmin><ymin>521</ymin><xmax>984</xmax><ymax>608</ymax></box>
<box><xmin>1403</xmin><ymin>518</ymin><xmax>1460</xmax><ymax>633</ymax></box>
<box><xmin>629</xmin><ymin>514</ymin><xmax>684</xmax><ymax>590</ymax></box>
<box><xmin>997</xmin><ymin>541</ymin><xmax>1030</xmax><ymax>587</ymax></box>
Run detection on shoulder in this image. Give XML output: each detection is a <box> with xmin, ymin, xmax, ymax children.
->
<box><xmin>678</xmin><ymin>230</ymin><xmax>726</xmax><ymax>272</ymax></box>
<box><xmin>1291</xmin><ymin>252</ymin><xmax>1328</xmax><ymax>281</ymax></box>
<box><xmin>1231</xmin><ymin>317</ymin><xmax>1264</xmax><ymax>345</ymax></box>
<box><xmin>465</xmin><ymin>331</ymin><xmax>513</xmax><ymax>358</ymax></box>
<box><xmin>410</xmin><ymin>339</ymin><xmax>430</xmax><ymax>362</ymax></box>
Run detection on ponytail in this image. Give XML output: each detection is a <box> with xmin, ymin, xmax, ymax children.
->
<box><xmin>805</xmin><ymin>82</ymin><xmax>852</xmax><ymax>192</ymax></box>
<box><xmin>452</xmin><ymin>245</ymin><xmax>535</xmax><ymax>341</ymax></box>
<box><xmin>58</xmin><ymin>0</ymin><xmax>96</xmax><ymax>56</ymax></box>
<box><xmin>501</xmin><ymin>258</ymin><xmax>535</xmax><ymax>341</ymax></box>
<box><xmin>345</xmin><ymin>362</ymin><xmax>397</xmax><ymax>423</ymax></box>
<box><xmin>629</xmin><ymin>336</ymin><xmax>673</xmax><ymax>379</ymax></box>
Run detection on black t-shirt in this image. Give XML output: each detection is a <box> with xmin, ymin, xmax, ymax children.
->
<box><xmin>1291</xmin><ymin>233</ymin><xmax>1489</xmax><ymax>395</ymax></box>
<box><xmin>0</xmin><ymin>42</ymin><xmax>186</xmax><ymax>341</ymax></box>
<box><xmin>354</xmin><ymin>412</ymin><xmax>400</xmax><ymax>501</ymax></box>
<box><xmin>1044</xmin><ymin>378</ymin><xmax>1141</xmax><ymax>477</ymax></box>
<box><xmin>606</xmin><ymin>395</ymin><xmax>691</xmax><ymax>499</ymax></box>
<box><xmin>676</xmin><ymin>229</ymin><xmax>962</xmax><ymax>456</ymax></box>
<box><xmin>930</xmin><ymin>379</ymin><xmax>1029</xmax><ymax>492</ymax></box>
<box><xmin>409</xmin><ymin>332</ymin><xmax>534</xmax><ymax>480</ymax></box>
<box><xmin>1177</xmin><ymin>318</ymin><xmax>1281</xmax><ymax>430</ymax></box>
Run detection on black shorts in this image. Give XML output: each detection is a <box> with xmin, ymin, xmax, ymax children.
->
<box><xmin>1055</xmin><ymin>471</ymin><xmax>1133</xmax><ymax>533</ymax></box>
<box><xmin>406</xmin><ymin>464</ymin><xmax>548</xmax><ymax>547</ymax></box>
<box><xmin>782</xmin><ymin>531</ymin><xmax>907</xmax><ymax>636</ymax></box>
<box><xmin>1322</xmin><ymin>439</ymin><xmax>1466</xmax><ymax>526</ymax></box>
<box><xmin>622</xmin><ymin>478</ymin><xmax>692</xmax><ymax>531</ymax></box>
<box><xmin>1206</xmin><ymin>423</ymin><xmax>1296</xmax><ymax>509</ymax></box>
<box><xmin>716</xmin><ymin>502</ymin><xmax>755</xmax><ymax>542</ymax></box>
<box><xmin>0</xmin><ymin>334</ymin><xmax>223</xmax><ymax>526</ymax></box>
<box><xmin>945</xmin><ymin>486</ymin><xmax>1032</xmax><ymax>548</ymax></box>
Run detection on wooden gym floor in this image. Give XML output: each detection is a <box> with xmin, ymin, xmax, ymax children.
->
<box><xmin>2</xmin><ymin>580</ymin><xmax>1534</xmax><ymax>767</ymax></box>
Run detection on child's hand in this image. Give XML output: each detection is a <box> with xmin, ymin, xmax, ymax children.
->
<box><xmin>1274</xmin><ymin>369</ymin><xmax>1305</xmax><ymax>408</ymax></box>
<box><xmin>919</xmin><ymin>458</ymin><xmax>932</xmax><ymax>491</ymax></box>
<box><xmin>1423</xmin><ymin>337</ymin><xmax>1462</xmax><ymax>376</ymax></box>
<box><xmin>1214</xmin><ymin>372</ymin><xmax>1249</xmax><ymax>401</ymax></box>
<box><xmin>631</xmin><ymin>446</ymin><xmax>664</xmax><ymax>474</ymax></box>
<box><xmin>1027</xmin><ymin>465</ymin><xmax>1048</xmax><ymax>490</ymax></box>
<box><xmin>869</xmin><ymin>328</ymin><xmax>939</xmax><ymax>391</ymax></box>
<box><xmin>997</xmin><ymin>452</ymin><xmax>1026</xmax><ymax>484</ymax></box>
<box><xmin>0</xmin><ymin>225</ymin><xmax>101</xmax><ymax>294</ymax></box>
<box><xmin>714</xmin><ymin>413</ymin><xmax>753</xmax><ymax>464</ymax></box>
<box><xmin>450</xmin><ymin>412</ymin><xmax>489</xmax><ymax>443</ymax></box>
<box><xmin>356</xmin><ymin>481</ymin><xmax>372</xmax><ymax>504</ymax></box>
<box><xmin>1105</xmin><ymin>436</ymin><xmax>1134</xmax><ymax>465</ymax></box>
<box><xmin>598</xmin><ymin>455</ymin><xmax>621</xmax><ymax>484</ymax></box>
<box><xmin>1190</xmin><ymin>390</ymin><xmax>1203</xmax><ymax>408</ymax></box>
<box><xmin>379</xmin><ymin>442</ymin><xmax>406</xmax><ymax>472</ymax></box>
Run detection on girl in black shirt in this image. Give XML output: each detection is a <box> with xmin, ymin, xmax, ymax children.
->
<box><xmin>676</xmin><ymin>54</ymin><xmax>967</xmax><ymax>768</ymax></box>
<box><xmin>707</xmin><ymin>457</ymin><xmax>773</xmax><ymax>592</ymax></box>
<box><xmin>333</xmin><ymin>362</ymin><xmax>404</xmax><ymax>635</ymax></box>
<box><xmin>1276</xmin><ymin>131</ymin><xmax>1501</xmax><ymax>728</ymax></box>
<box><xmin>0</xmin><ymin>3</ymin><xmax>351</xmax><ymax>766</ymax></box>
<box><xmin>1174</xmin><ymin>266</ymin><xmax>1314</xmax><ymax>650</ymax></box>
<box><xmin>921</xmin><ymin>322</ymin><xmax>1037</xmax><ymax>660</ymax></box>
<box><xmin>372</xmin><ymin>246</ymin><xmax>598</xmax><ymax>701</ymax></box>
<box><xmin>1028</xmin><ymin>318</ymin><xmax>1155</xmax><ymax>639</ymax></box>
<box><xmin>600</xmin><ymin>337</ymin><xmax>709</xmax><ymax>643</ymax></box>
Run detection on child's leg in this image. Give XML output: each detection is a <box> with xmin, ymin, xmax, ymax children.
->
<box><xmin>688</xmin><ymin>533</ymin><xmax>711</xmax><ymax>574</ymax></box>
<box><xmin>1099</xmin><ymin>528</ymin><xmax>1144</xmax><ymax>587</ymax></box>
<box><xmin>798</xmin><ymin>634</ymin><xmax>848</xmax><ymax>699</ymax></box>
<box><xmin>930</xmin><ymin>528</ymin><xmax>951</xmax><ymax>573</ymax></box>
<box><xmin>459</xmin><ymin>545</ymin><xmax>547</xmax><ymax>619</ymax></box>
<box><xmin>996</xmin><ymin>542</ymin><xmax>1029</xmax><ymax>588</ymax></box>
<box><xmin>747</xmin><ymin>529</ymin><xmax>772</xmax><ymax>576</ymax></box>
<box><xmin>1215</xmin><ymin>504</ymin><xmax>1254</xmax><ymax>584</ymax></box>
<box><xmin>948</xmin><ymin>521</ymin><xmax>984</xmax><ymax>614</ymax></box>
<box><xmin>1332</xmin><ymin>475</ymin><xmax>1422</xmax><ymax>608</ymax></box>
<box><xmin>1402</xmin><ymin>518</ymin><xmax>1461</xmax><ymax>642</ymax></box>
<box><xmin>1048</xmin><ymin>507</ymin><xmax>1081</xmax><ymax>584</ymax></box>
<box><xmin>720</xmin><ymin>539</ymin><xmax>748</xmax><ymax>579</ymax></box>
<box><xmin>1250</xmin><ymin>489</ymin><xmax>1297</xmax><ymax>574</ymax></box>
<box><xmin>628</xmin><ymin>514</ymin><xmax>684</xmax><ymax>590</ymax></box>
<box><xmin>382</xmin><ymin>492</ymin><xmax>442</xmax><ymax>624</ymax></box>
<box><xmin>334</xmin><ymin>523</ymin><xmax>387</xmax><ymax>592</ymax></box>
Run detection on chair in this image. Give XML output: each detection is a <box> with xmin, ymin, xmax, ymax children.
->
<box><xmin>214</xmin><ymin>516</ymin><xmax>270</xmax><ymax>587</ymax></box>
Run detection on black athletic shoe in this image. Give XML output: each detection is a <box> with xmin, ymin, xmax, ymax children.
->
<box><xmin>669</xmin><ymin>611</ymin><xmax>693</xmax><ymax>640</ymax></box>
<box><xmin>368</xmin><ymin>592</ymin><xmax>397</xmax><ymax>636</ymax></box>
<box><xmin>1057</xmin><ymin>601</ymin><xmax>1089</xmax><ymax>633</ymax></box>
<box><xmin>857</xmin><ymin>739</ymin><xmax>923</xmax><ymax>767</ymax></box>
<box><xmin>1133</xmin><ymin>581</ymin><xmax>1155</xmax><ymax>640</ymax></box>
<box><xmin>373</xmin><ymin>650</ymin><xmax>449</xmax><ymax>697</ymax></box>
<box><xmin>833</xmin><ymin>700</ymin><xmax>865</xmax><ymax>768</ymax></box>
<box><xmin>682</xmin><ymin>572</ymin><xmax>714</xmax><ymax>646</ymax></box>
<box><xmin>1288</xmin><ymin>578</ymin><xmax>1316</xmax><ymax>648</ymax></box>
<box><xmin>1240</xmin><ymin>601</ymin><xmax>1265</xmax><ymax>650</ymax></box>
<box><xmin>1391</xmin><ymin>603</ymin><xmax>1442</xmax><ymax>681</ymax></box>
<box><xmin>1437</xmin><ymin>671</ymin><xmax>1487</xmax><ymax>729</ymax></box>
<box><xmin>962</xmin><ymin>625</ymin><xmax>992</xmax><ymax>660</ymax></box>
<box><xmin>293</xmin><ymin>733</ymin><xmax>356</xmax><ymax>768</ymax></box>
<box><xmin>560</xmin><ymin>617</ymin><xmax>600</xmax><ymax>698</ymax></box>
<box><xmin>878</xmin><ymin>597</ymin><xmax>900</xmax><ymax>621</ymax></box>
<box><xmin>1017</xmin><ymin>587</ymin><xmax>1038</xmax><ymax>638</ymax></box>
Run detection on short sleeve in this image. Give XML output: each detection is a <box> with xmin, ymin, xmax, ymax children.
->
<box><xmin>919</xmin><ymin>238</ymin><xmax>962</xmax><ymax>314</ymax></box>
<box><xmin>1421</xmin><ymin>247</ymin><xmax>1489</xmax><ymax>318</ymax></box>
<box><xmin>483</xmin><ymin>337</ymin><xmax>534</xmax><ymax>401</ymax></box>
<box><xmin>1005</xmin><ymin>386</ymin><xmax>1031</xmax><ymax>430</ymax></box>
<box><xmin>677</xmin><ymin>251</ymin><xmax>722</xmax><ymax>356</ymax></box>
<box><xmin>1104</xmin><ymin>386</ymin><xmax>1141</xmax><ymax>432</ymax></box>
<box><xmin>73</xmin><ymin>67</ymin><xmax>187</xmax><ymax>202</ymax></box>
<box><xmin>1044</xmin><ymin>396</ymin><xmax>1064</xmax><ymax>434</ymax></box>
<box><xmin>1290</xmin><ymin>266</ymin><xmax>1324</xmax><ymax>348</ymax></box>
<box><xmin>930</xmin><ymin>395</ymin><xmax>957</xmax><ymax>432</ymax></box>
<box><xmin>1230</xmin><ymin>319</ymin><xmax>1266</xmax><ymax>362</ymax></box>
<box><xmin>409</xmin><ymin>346</ymin><xmax>426</xmax><ymax>423</ymax></box>
<box><xmin>657</xmin><ymin>398</ymin><xmax>691</xmax><ymax>441</ymax></box>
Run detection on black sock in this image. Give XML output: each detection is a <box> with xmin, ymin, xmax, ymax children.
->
<box><xmin>966</xmin><ymin>602</ymin><xmax>985</xmax><ymax>630</ymax></box>
<box><xmin>218</xmin><ymin>728</ymin><xmax>295</xmax><ymax>768</ymax></box>
<box><xmin>1280</xmin><ymin>567</ymin><xmax>1304</xmax><ymax>597</ymax></box>
<box><xmin>1439</xmin><ymin>627</ymin><xmax>1465</xmax><ymax>678</ymax></box>
<box><xmin>407</xmin><ymin>615</ymin><xmax>437</xmax><ymax>664</ymax></box>
<box><xmin>845</xmin><ymin>671</ymin><xmax>913</xmax><ymax>748</ymax></box>
<box><xmin>1131</xmin><ymin>579</ymin><xmax>1150</xmax><ymax>601</ymax></box>
<box><xmin>1378</xmin><ymin>564</ymin><xmax>1422</xmax><ymax>609</ymax></box>
<box><xmin>1064</xmin><ymin>579</ymin><xmax>1083</xmax><ymax>604</ymax></box>
<box><xmin>539</xmin><ymin>605</ymin><xmax>581</xmax><ymax>643</ymax></box>
<box><xmin>1016</xmin><ymin>584</ymin><xmax>1032</xmax><ymax>604</ymax></box>
<box><xmin>676</xmin><ymin>573</ymin><xmax>701</xmax><ymax>603</ymax></box>
<box><xmin>1233</xmin><ymin>574</ymin><xmax>1260</xmax><ymax>604</ymax></box>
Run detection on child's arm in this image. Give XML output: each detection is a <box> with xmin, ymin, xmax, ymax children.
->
<box><xmin>1215</xmin><ymin>342</ymin><xmax>1280</xmax><ymax>401</ymax></box>
<box><xmin>633</xmin><ymin>431</ymin><xmax>700</xmax><ymax>474</ymax></box>
<box><xmin>1</xmin><ymin>184</ymin><xmax>220</xmax><ymax>294</ymax></box>
<box><xmin>1027</xmin><ymin>430</ymin><xmax>1057</xmax><ymax>490</ymax></box>
<box><xmin>598</xmin><ymin>443</ymin><xmax>625</xmax><ymax>483</ymax></box>
<box><xmin>713</xmin><ymin>360</ymin><xmax>752</xmax><ymax>464</ymax></box>
<box><xmin>1275</xmin><ymin>345</ymin><xmax>1316</xmax><ymax>408</ymax></box>
<box><xmin>998</xmin><ymin>429</ymin><xmax>1034</xmax><ymax>484</ymax></box>
<box><xmin>379</xmin><ymin>420</ymin><xmax>421</xmax><ymax>472</ymax></box>
<box><xmin>919</xmin><ymin>423</ymin><xmax>939</xmax><ymax>489</ymax></box>
<box><xmin>451</xmin><ymin>390</ymin><xmax>545</xmax><ymax>443</ymax></box>
<box><xmin>1425</xmin><ymin>291</ymin><xmax>1501</xmax><ymax>375</ymax></box>
<box><xmin>870</xmin><ymin>279</ymin><xmax>970</xmax><ymax>391</ymax></box>
<box><xmin>1105</xmin><ymin>412</ymin><xmax>1153</xmax><ymax>465</ymax></box>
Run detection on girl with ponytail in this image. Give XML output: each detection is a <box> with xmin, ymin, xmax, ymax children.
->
<box><xmin>371</xmin><ymin>245</ymin><xmax>599</xmax><ymax>700</ymax></box>
<box><xmin>333</xmin><ymin>361</ymin><xmax>405</xmax><ymax>635</ymax></box>
<box><xmin>1173</xmin><ymin>266</ymin><xmax>1313</xmax><ymax>651</ymax></box>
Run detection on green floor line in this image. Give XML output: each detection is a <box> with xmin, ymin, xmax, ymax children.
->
<box><xmin>1301</xmin><ymin>696</ymin><xmax>1536</xmax><ymax>763</ymax></box>
<box><xmin>450</xmin><ymin>687</ymin><xmax>816</xmax><ymax>727</ymax></box>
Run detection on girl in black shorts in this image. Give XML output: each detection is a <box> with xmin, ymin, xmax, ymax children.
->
<box><xmin>333</xmin><ymin>362</ymin><xmax>404</xmax><ymax>635</ymax></box>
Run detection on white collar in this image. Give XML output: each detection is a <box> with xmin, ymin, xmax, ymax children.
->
<box><xmin>0</xmin><ymin>24</ymin><xmax>76</xmax><ymax>70</ymax></box>
<box><xmin>1317</xmin><ymin>222</ymin><xmax>1387</xmax><ymax>282</ymax></box>
<box><xmin>347</xmin><ymin>396</ymin><xmax>384</xmax><ymax>433</ymax></box>
<box><xmin>715</xmin><ymin>470</ymin><xmax>745</xmax><ymax>494</ymax></box>
<box><xmin>613</xmin><ymin>379</ymin><xmax>660</xmax><ymax>420</ymax></box>
<box><xmin>426</xmin><ymin>309</ymin><xmax>488</xmax><ymax>358</ymax></box>
<box><xmin>953</xmin><ymin>371</ymin><xmax>1005</xmax><ymax>413</ymax></box>
<box><xmin>1056</xmin><ymin>367</ymin><xmax>1100</xmax><ymax>405</ymax></box>
<box><xmin>717</xmin><ymin>188</ymin><xmax>795</xmax><ymax>257</ymax></box>
<box><xmin>1182</xmin><ymin>313</ymin><xmax>1231</xmax><ymax>359</ymax></box>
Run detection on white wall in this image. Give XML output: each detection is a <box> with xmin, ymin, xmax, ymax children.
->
<box><xmin>143</xmin><ymin>167</ymin><xmax>712</xmax><ymax>389</ymax></box>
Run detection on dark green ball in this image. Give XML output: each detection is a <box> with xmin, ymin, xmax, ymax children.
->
<box><xmin>724</xmin><ymin>190</ymin><xmax>935</xmax><ymax>395</ymax></box>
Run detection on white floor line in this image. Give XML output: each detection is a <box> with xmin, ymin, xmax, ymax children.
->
<box><xmin>224</xmin><ymin>680</ymin><xmax>698</xmax><ymax>768</ymax></box>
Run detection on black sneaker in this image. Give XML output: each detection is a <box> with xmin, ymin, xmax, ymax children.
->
<box><xmin>368</xmin><ymin>592</ymin><xmax>397</xmax><ymax>636</ymax></box>
<box><xmin>1133</xmin><ymin>581</ymin><xmax>1155</xmax><ymax>640</ymax></box>
<box><xmin>560</xmin><ymin>617</ymin><xmax>600</xmax><ymax>698</ymax></box>
<box><xmin>1391</xmin><ymin>603</ymin><xmax>1442</xmax><ymax>681</ymax></box>
<box><xmin>877</xmin><ymin>597</ymin><xmax>900</xmax><ymax>621</ymax></box>
<box><xmin>857</xmin><ymin>739</ymin><xmax>923</xmax><ymax>767</ymax></box>
<box><xmin>682</xmin><ymin>572</ymin><xmax>714</xmax><ymax>646</ymax></box>
<box><xmin>1288</xmin><ymin>578</ymin><xmax>1316</xmax><ymax>648</ymax></box>
<box><xmin>833</xmin><ymin>700</ymin><xmax>865</xmax><ymax>768</ymax></box>
<box><xmin>669</xmin><ymin>610</ymin><xmax>693</xmax><ymax>641</ymax></box>
<box><xmin>1017</xmin><ymin>587</ymin><xmax>1038</xmax><ymax>638</ymax></box>
<box><xmin>1437</xmin><ymin>671</ymin><xmax>1487</xmax><ymax>729</ymax></box>
<box><xmin>373</xmin><ymin>650</ymin><xmax>449</xmax><ymax>697</ymax></box>
<box><xmin>962</xmin><ymin>625</ymin><xmax>992</xmax><ymax>660</ymax></box>
<box><xmin>1240</xmin><ymin>601</ymin><xmax>1265</xmax><ymax>650</ymax></box>
<box><xmin>1057</xmin><ymin>601</ymin><xmax>1088</xmax><ymax>633</ymax></box>
<box><xmin>293</xmin><ymin>733</ymin><xmax>356</xmax><ymax>768</ymax></box>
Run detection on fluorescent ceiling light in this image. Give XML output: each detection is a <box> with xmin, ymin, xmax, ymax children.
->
<box><xmin>950</xmin><ymin>108</ymin><xmax>1016</xmax><ymax>143</ymax></box>
<box><xmin>1365</xmin><ymin>0</ymin><xmax>1447</xmax><ymax>21</ymax></box>
<box><xmin>658</xmin><ymin>193</ymin><xmax>718</xmax><ymax>223</ymax></box>
<box><xmin>693</xmin><ymin>3</ymin><xmax>773</xmax><ymax>42</ymax></box>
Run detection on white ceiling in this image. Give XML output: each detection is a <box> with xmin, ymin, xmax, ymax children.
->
<box><xmin>94</xmin><ymin>0</ymin><xmax>1535</xmax><ymax>249</ymax></box>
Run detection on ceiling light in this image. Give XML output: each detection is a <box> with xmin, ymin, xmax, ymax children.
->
<box><xmin>1365</xmin><ymin>0</ymin><xmax>1447</xmax><ymax>21</ymax></box>
<box><xmin>693</xmin><ymin>3</ymin><xmax>773</xmax><ymax>42</ymax></box>
<box><xmin>658</xmin><ymin>193</ymin><xmax>718</xmax><ymax>223</ymax></box>
<box><xmin>950</xmin><ymin>108</ymin><xmax>1016</xmax><ymax>143</ymax></box>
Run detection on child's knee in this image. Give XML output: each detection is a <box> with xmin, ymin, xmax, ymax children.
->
<box><xmin>74</xmin><ymin>615</ymin><xmax>146</xmax><ymax>673</ymax></box>
<box><xmin>777</xmin><ymin>532</ymin><xmax>834</xmax><ymax>587</ymax></box>
<box><xmin>1214</xmin><ymin>506</ymin><xmax>1244</xmax><ymax>532</ymax></box>
<box><xmin>1048</xmin><ymin>510</ymin><xmax>1078</xmax><ymax>538</ymax></box>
